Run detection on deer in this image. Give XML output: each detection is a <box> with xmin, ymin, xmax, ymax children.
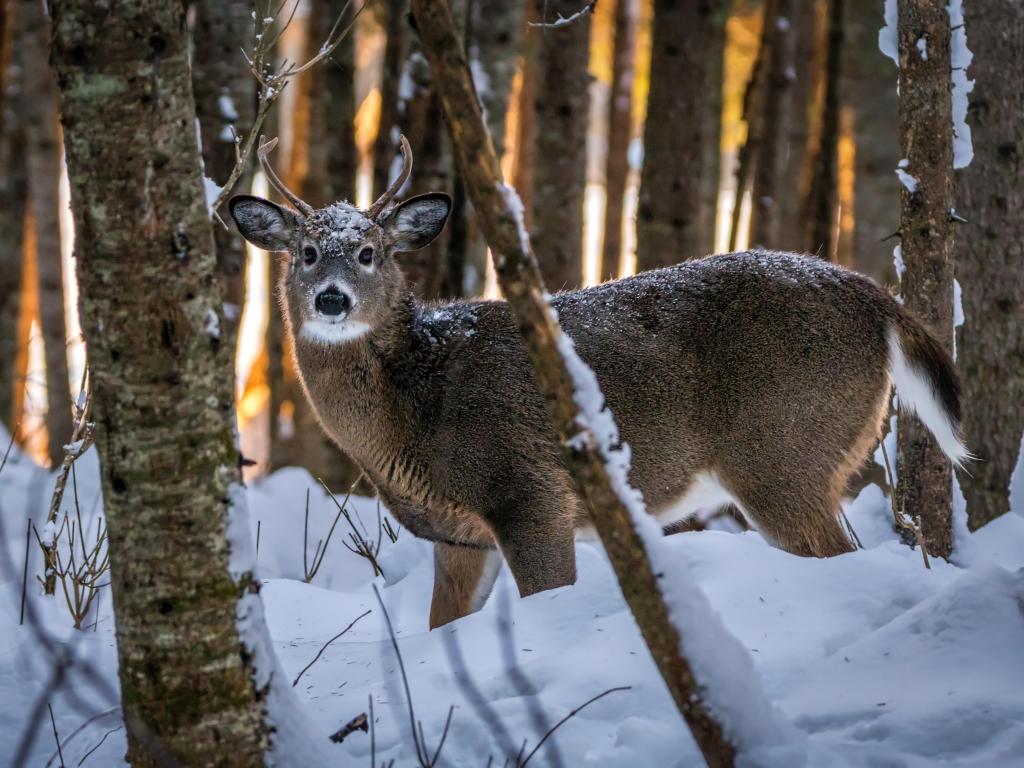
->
<box><xmin>230</xmin><ymin>136</ymin><xmax>968</xmax><ymax>629</ymax></box>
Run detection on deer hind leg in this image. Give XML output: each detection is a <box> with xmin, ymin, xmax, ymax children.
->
<box><xmin>730</xmin><ymin>477</ymin><xmax>854</xmax><ymax>558</ymax></box>
<box><xmin>429</xmin><ymin>542</ymin><xmax>503</xmax><ymax>629</ymax></box>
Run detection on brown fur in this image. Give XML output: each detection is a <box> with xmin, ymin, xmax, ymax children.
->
<box><xmin>231</xmin><ymin>195</ymin><xmax>962</xmax><ymax>627</ymax></box>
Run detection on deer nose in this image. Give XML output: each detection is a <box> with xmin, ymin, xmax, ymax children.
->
<box><xmin>315</xmin><ymin>287</ymin><xmax>350</xmax><ymax>317</ymax></box>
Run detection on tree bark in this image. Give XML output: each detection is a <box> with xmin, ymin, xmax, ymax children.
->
<box><xmin>748</xmin><ymin>0</ymin><xmax>795</xmax><ymax>249</ymax></box>
<box><xmin>50</xmin><ymin>0</ymin><xmax>271</xmax><ymax>761</ymax></box>
<box><xmin>802</xmin><ymin>0</ymin><xmax>843</xmax><ymax>261</ymax></box>
<box><xmin>529</xmin><ymin>0</ymin><xmax>591</xmax><ymax>290</ymax></box>
<box><xmin>20</xmin><ymin>0</ymin><xmax>72</xmax><ymax>466</ymax></box>
<box><xmin>844</xmin><ymin>0</ymin><xmax>899</xmax><ymax>284</ymax></box>
<box><xmin>895</xmin><ymin>0</ymin><xmax>955</xmax><ymax>559</ymax></box>
<box><xmin>0</xmin><ymin>0</ymin><xmax>25</xmax><ymax>433</ymax></box>
<box><xmin>325</xmin><ymin>0</ymin><xmax>358</xmax><ymax>203</ymax></box>
<box><xmin>956</xmin><ymin>0</ymin><xmax>1023</xmax><ymax>529</ymax></box>
<box><xmin>193</xmin><ymin>0</ymin><xmax>256</xmax><ymax>360</ymax></box>
<box><xmin>412</xmin><ymin>1</ymin><xmax>753</xmax><ymax>763</ymax></box>
<box><xmin>373</xmin><ymin>0</ymin><xmax>408</xmax><ymax>200</ymax></box>
<box><xmin>602</xmin><ymin>0</ymin><xmax>637</xmax><ymax>278</ymax></box>
<box><xmin>512</xmin><ymin>0</ymin><xmax>539</xmax><ymax>228</ymax></box>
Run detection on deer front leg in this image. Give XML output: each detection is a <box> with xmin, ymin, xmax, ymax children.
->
<box><xmin>492</xmin><ymin>511</ymin><xmax>577</xmax><ymax>598</ymax></box>
<box><xmin>429</xmin><ymin>542</ymin><xmax>502</xmax><ymax>629</ymax></box>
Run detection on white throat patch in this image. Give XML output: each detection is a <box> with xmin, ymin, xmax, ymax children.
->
<box><xmin>301</xmin><ymin>319</ymin><xmax>372</xmax><ymax>345</ymax></box>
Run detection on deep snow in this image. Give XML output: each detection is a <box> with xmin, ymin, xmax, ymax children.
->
<box><xmin>1</xmin><ymin>435</ymin><xmax>1023</xmax><ymax>767</ymax></box>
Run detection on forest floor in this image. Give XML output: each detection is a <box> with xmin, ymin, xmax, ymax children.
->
<box><xmin>1</xmin><ymin>432</ymin><xmax>1023</xmax><ymax>767</ymax></box>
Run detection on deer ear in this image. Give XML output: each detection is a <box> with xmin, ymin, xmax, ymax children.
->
<box><xmin>382</xmin><ymin>193</ymin><xmax>451</xmax><ymax>252</ymax></box>
<box><xmin>229</xmin><ymin>195</ymin><xmax>301</xmax><ymax>251</ymax></box>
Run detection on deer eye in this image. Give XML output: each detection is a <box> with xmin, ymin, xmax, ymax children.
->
<box><xmin>302</xmin><ymin>245</ymin><xmax>318</xmax><ymax>266</ymax></box>
<box><xmin>357</xmin><ymin>246</ymin><xmax>374</xmax><ymax>266</ymax></box>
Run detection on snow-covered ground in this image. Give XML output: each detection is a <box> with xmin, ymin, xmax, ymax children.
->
<box><xmin>2</xmin><ymin>435</ymin><xmax>1023</xmax><ymax>767</ymax></box>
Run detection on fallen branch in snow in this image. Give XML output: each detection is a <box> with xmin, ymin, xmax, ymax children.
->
<box><xmin>291</xmin><ymin>609</ymin><xmax>371</xmax><ymax>687</ymax></box>
<box><xmin>412</xmin><ymin>1</ymin><xmax>787</xmax><ymax>764</ymax></box>
<box><xmin>328</xmin><ymin>712</ymin><xmax>368</xmax><ymax>744</ymax></box>
<box><xmin>527</xmin><ymin>0</ymin><xmax>596</xmax><ymax>29</ymax></box>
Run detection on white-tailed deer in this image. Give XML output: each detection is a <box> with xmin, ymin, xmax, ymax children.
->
<box><xmin>231</xmin><ymin>138</ymin><xmax>967</xmax><ymax>628</ymax></box>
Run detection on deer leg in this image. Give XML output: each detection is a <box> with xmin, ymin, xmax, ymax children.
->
<box><xmin>492</xmin><ymin>515</ymin><xmax>577</xmax><ymax>597</ymax></box>
<box><xmin>732</xmin><ymin>480</ymin><xmax>854</xmax><ymax>557</ymax></box>
<box><xmin>429</xmin><ymin>542</ymin><xmax>502</xmax><ymax>629</ymax></box>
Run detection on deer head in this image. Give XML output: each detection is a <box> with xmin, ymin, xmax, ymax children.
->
<box><xmin>229</xmin><ymin>136</ymin><xmax>451</xmax><ymax>345</ymax></box>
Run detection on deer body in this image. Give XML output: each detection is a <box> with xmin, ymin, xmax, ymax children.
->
<box><xmin>231</xmin><ymin>141</ymin><xmax>966</xmax><ymax>628</ymax></box>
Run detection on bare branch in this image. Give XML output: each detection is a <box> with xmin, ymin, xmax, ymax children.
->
<box><xmin>527</xmin><ymin>1</ymin><xmax>597</xmax><ymax>29</ymax></box>
<box><xmin>291</xmin><ymin>609</ymin><xmax>371</xmax><ymax>687</ymax></box>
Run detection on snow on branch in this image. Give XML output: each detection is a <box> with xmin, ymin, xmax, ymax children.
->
<box><xmin>527</xmin><ymin>1</ymin><xmax>597</xmax><ymax>30</ymax></box>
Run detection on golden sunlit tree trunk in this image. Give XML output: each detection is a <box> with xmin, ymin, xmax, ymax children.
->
<box><xmin>530</xmin><ymin>0</ymin><xmax>591</xmax><ymax>290</ymax></box>
<box><xmin>21</xmin><ymin>0</ymin><xmax>72</xmax><ymax>466</ymax></box>
<box><xmin>50</xmin><ymin>0</ymin><xmax>273</xmax><ymax>761</ymax></box>
<box><xmin>956</xmin><ymin>0</ymin><xmax>1023</xmax><ymax>530</ymax></box>
<box><xmin>894</xmin><ymin>0</ymin><xmax>956</xmax><ymax>558</ymax></box>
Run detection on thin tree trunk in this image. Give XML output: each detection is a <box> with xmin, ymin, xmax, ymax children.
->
<box><xmin>529</xmin><ymin>0</ymin><xmax>591</xmax><ymax>290</ymax></box>
<box><xmin>193</xmin><ymin>0</ymin><xmax>256</xmax><ymax>359</ymax></box>
<box><xmin>895</xmin><ymin>0</ymin><xmax>955</xmax><ymax>559</ymax></box>
<box><xmin>778</xmin><ymin>1</ymin><xmax>823</xmax><ymax>252</ymax></box>
<box><xmin>21</xmin><ymin>0</ymin><xmax>72</xmax><ymax>466</ymax></box>
<box><xmin>802</xmin><ymin>0</ymin><xmax>843</xmax><ymax>260</ymax></box>
<box><xmin>412</xmin><ymin>2</ymin><xmax>758</xmax><ymax>762</ymax></box>
<box><xmin>844</xmin><ymin>0</ymin><xmax>899</xmax><ymax>284</ymax></box>
<box><xmin>748</xmin><ymin>0</ymin><xmax>795</xmax><ymax>248</ymax></box>
<box><xmin>373</xmin><ymin>0</ymin><xmax>407</xmax><ymax>199</ymax></box>
<box><xmin>0</xmin><ymin>0</ymin><xmax>25</xmax><ymax>433</ymax></box>
<box><xmin>512</xmin><ymin>0</ymin><xmax>539</xmax><ymax>228</ymax></box>
<box><xmin>728</xmin><ymin>0</ymin><xmax>773</xmax><ymax>252</ymax></box>
<box><xmin>325</xmin><ymin>0</ymin><xmax>358</xmax><ymax>203</ymax></box>
<box><xmin>956</xmin><ymin>0</ymin><xmax>1023</xmax><ymax>529</ymax></box>
<box><xmin>698</xmin><ymin>2</ymin><xmax>728</xmax><ymax>257</ymax></box>
<box><xmin>50</xmin><ymin>0</ymin><xmax>271</xmax><ymax>762</ymax></box>
<box><xmin>602</xmin><ymin>0</ymin><xmax>637</xmax><ymax>278</ymax></box>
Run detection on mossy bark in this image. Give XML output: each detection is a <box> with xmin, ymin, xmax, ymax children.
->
<box><xmin>50</xmin><ymin>0</ymin><xmax>271</xmax><ymax>762</ymax></box>
<box><xmin>956</xmin><ymin>0</ymin><xmax>1024</xmax><ymax>529</ymax></box>
<box><xmin>894</xmin><ymin>0</ymin><xmax>955</xmax><ymax>559</ymax></box>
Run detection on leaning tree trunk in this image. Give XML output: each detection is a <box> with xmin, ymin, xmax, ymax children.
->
<box><xmin>529</xmin><ymin>0</ymin><xmax>591</xmax><ymax>291</ymax></box>
<box><xmin>602</xmin><ymin>0</ymin><xmax>637</xmax><ymax>278</ymax></box>
<box><xmin>50</xmin><ymin>0</ymin><xmax>272</xmax><ymax>762</ymax></box>
<box><xmin>0</xmin><ymin>0</ymin><xmax>26</xmax><ymax>433</ymax></box>
<box><xmin>844</xmin><ymin>0</ymin><xmax>899</xmax><ymax>284</ymax></box>
<box><xmin>894</xmin><ymin>0</ymin><xmax>956</xmax><ymax>559</ymax></box>
<box><xmin>637</xmin><ymin>0</ymin><xmax>726</xmax><ymax>270</ymax></box>
<box><xmin>802</xmin><ymin>0</ymin><xmax>844</xmax><ymax>261</ymax></box>
<box><xmin>412</xmin><ymin>1</ymin><xmax>744</xmax><ymax>762</ymax></box>
<box><xmin>956</xmin><ymin>0</ymin><xmax>1023</xmax><ymax>529</ymax></box>
<box><xmin>193</xmin><ymin>0</ymin><xmax>256</xmax><ymax>356</ymax></box>
<box><xmin>748</xmin><ymin>0</ymin><xmax>795</xmax><ymax>249</ymax></box>
<box><xmin>21</xmin><ymin>0</ymin><xmax>72</xmax><ymax>466</ymax></box>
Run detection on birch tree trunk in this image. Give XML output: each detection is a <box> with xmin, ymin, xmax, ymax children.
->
<box><xmin>50</xmin><ymin>0</ymin><xmax>272</xmax><ymax>761</ymax></box>
<box><xmin>530</xmin><ymin>0</ymin><xmax>591</xmax><ymax>290</ymax></box>
<box><xmin>956</xmin><ymin>0</ymin><xmax>1023</xmax><ymax>529</ymax></box>
<box><xmin>602</xmin><ymin>0</ymin><xmax>637</xmax><ymax>278</ymax></box>
<box><xmin>412</xmin><ymin>1</ymin><xmax>769</xmax><ymax>763</ymax></box>
<box><xmin>193</xmin><ymin>0</ymin><xmax>255</xmax><ymax>358</ymax></box>
<box><xmin>21</xmin><ymin>0</ymin><xmax>72</xmax><ymax>466</ymax></box>
<box><xmin>748</xmin><ymin>0</ymin><xmax>795</xmax><ymax>249</ymax></box>
<box><xmin>845</xmin><ymin>0</ymin><xmax>899</xmax><ymax>284</ymax></box>
<box><xmin>0</xmin><ymin>0</ymin><xmax>25</xmax><ymax>432</ymax></box>
<box><xmin>895</xmin><ymin>0</ymin><xmax>955</xmax><ymax>558</ymax></box>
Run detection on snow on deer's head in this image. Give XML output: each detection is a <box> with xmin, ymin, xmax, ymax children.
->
<box><xmin>229</xmin><ymin>136</ymin><xmax>450</xmax><ymax>345</ymax></box>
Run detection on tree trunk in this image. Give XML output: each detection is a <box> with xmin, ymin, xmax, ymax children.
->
<box><xmin>325</xmin><ymin>0</ymin><xmax>358</xmax><ymax>203</ymax></box>
<box><xmin>193</xmin><ymin>0</ymin><xmax>256</xmax><ymax>357</ymax></box>
<box><xmin>50</xmin><ymin>0</ymin><xmax>272</xmax><ymax>761</ymax></box>
<box><xmin>20</xmin><ymin>0</ymin><xmax>72</xmax><ymax>466</ymax></box>
<box><xmin>0</xmin><ymin>0</ymin><xmax>26</xmax><ymax>433</ymax></box>
<box><xmin>602</xmin><ymin>0</ymin><xmax>637</xmax><ymax>278</ymax></box>
<box><xmin>894</xmin><ymin>0</ymin><xmax>955</xmax><ymax>559</ymax></box>
<box><xmin>844</xmin><ymin>0</ymin><xmax>899</xmax><ymax>284</ymax></box>
<box><xmin>956</xmin><ymin>0</ymin><xmax>1023</xmax><ymax>529</ymax></box>
<box><xmin>778</xmin><ymin>1</ymin><xmax>823</xmax><ymax>253</ymax></box>
<box><xmin>529</xmin><ymin>0</ymin><xmax>591</xmax><ymax>290</ymax></box>
<box><xmin>512</xmin><ymin>0</ymin><xmax>539</xmax><ymax>228</ymax></box>
<box><xmin>802</xmin><ymin>0</ymin><xmax>843</xmax><ymax>261</ymax></box>
<box><xmin>411</xmin><ymin>2</ymin><xmax>751</xmax><ymax>762</ymax></box>
<box><xmin>748</xmin><ymin>0</ymin><xmax>795</xmax><ymax>248</ymax></box>
<box><xmin>373</xmin><ymin>0</ymin><xmax>408</xmax><ymax>200</ymax></box>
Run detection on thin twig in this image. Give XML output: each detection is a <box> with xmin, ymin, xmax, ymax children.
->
<box><xmin>48</xmin><ymin>703</ymin><xmax>65</xmax><ymax>768</ymax></box>
<box><xmin>21</xmin><ymin>518</ymin><xmax>31</xmax><ymax>625</ymax></box>
<box><xmin>77</xmin><ymin>726</ymin><xmax>122</xmax><ymax>766</ymax></box>
<box><xmin>291</xmin><ymin>610</ymin><xmax>371</xmax><ymax>687</ymax></box>
<box><xmin>527</xmin><ymin>0</ymin><xmax>596</xmax><ymax>29</ymax></box>
<box><xmin>518</xmin><ymin>687</ymin><xmax>631</xmax><ymax>767</ymax></box>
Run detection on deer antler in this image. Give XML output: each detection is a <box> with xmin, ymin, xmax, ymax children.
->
<box><xmin>257</xmin><ymin>135</ymin><xmax>315</xmax><ymax>217</ymax></box>
<box><xmin>366</xmin><ymin>134</ymin><xmax>413</xmax><ymax>220</ymax></box>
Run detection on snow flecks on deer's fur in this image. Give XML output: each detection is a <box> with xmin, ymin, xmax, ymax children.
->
<box><xmin>552</xmin><ymin>307</ymin><xmax>800</xmax><ymax>757</ymax></box>
<box><xmin>307</xmin><ymin>204</ymin><xmax>372</xmax><ymax>248</ymax></box>
<box><xmin>415</xmin><ymin>303</ymin><xmax>480</xmax><ymax>345</ymax></box>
